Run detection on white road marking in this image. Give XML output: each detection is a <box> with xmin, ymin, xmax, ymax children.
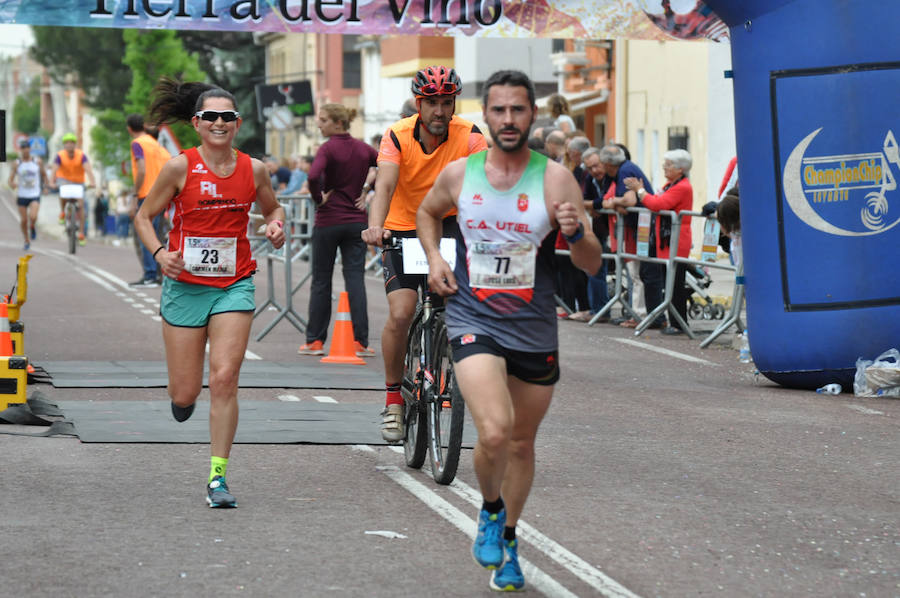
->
<box><xmin>151</xmin><ymin>316</ymin><xmax>162</xmax><ymax>322</ymax></box>
<box><xmin>380</xmin><ymin>466</ymin><xmax>579</xmax><ymax>598</ymax></box>
<box><xmin>846</xmin><ymin>404</ymin><xmax>884</xmax><ymax>415</ymax></box>
<box><xmin>313</xmin><ymin>395</ymin><xmax>337</xmax><ymax>403</ymax></box>
<box><xmin>613</xmin><ymin>337</ymin><xmax>717</xmax><ymax>365</ymax></box>
<box><xmin>133</xmin><ymin>303</ymin><xmax>145</xmax><ymax>309</ymax></box>
<box><xmin>204</xmin><ymin>342</ymin><xmax>261</xmax><ymax>361</ymax></box>
<box><xmin>351</xmin><ymin>444</ymin><xmax>375</xmax><ymax>452</ymax></box>
<box><xmin>278</xmin><ymin>394</ymin><xmax>301</xmax><ymax>402</ymax></box>
<box><xmin>447</xmin><ymin>479</ymin><xmax>641</xmax><ymax>598</ymax></box>
<box><xmin>141</xmin><ymin>309</ymin><xmax>155</xmax><ymax>315</ymax></box>
<box><xmin>76</xmin><ymin>269</ymin><xmax>117</xmax><ymax>292</ymax></box>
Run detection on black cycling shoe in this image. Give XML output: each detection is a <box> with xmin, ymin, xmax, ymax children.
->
<box><xmin>171</xmin><ymin>401</ymin><xmax>195</xmax><ymax>422</ymax></box>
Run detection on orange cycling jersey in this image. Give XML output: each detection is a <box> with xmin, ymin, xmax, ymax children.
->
<box><xmin>378</xmin><ymin>115</ymin><xmax>487</xmax><ymax>231</ymax></box>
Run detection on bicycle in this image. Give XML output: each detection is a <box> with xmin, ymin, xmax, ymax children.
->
<box><xmin>386</xmin><ymin>236</ymin><xmax>466</xmax><ymax>485</ymax></box>
<box><xmin>59</xmin><ymin>184</ymin><xmax>84</xmax><ymax>254</ymax></box>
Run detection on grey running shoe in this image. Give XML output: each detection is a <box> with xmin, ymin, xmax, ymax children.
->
<box><xmin>206</xmin><ymin>476</ymin><xmax>237</xmax><ymax>508</ymax></box>
<box><xmin>380</xmin><ymin>403</ymin><xmax>404</xmax><ymax>444</ymax></box>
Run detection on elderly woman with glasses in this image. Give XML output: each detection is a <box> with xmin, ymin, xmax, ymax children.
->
<box><xmin>134</xmin><ymin>79</ymin><xmax>286</xmax><ymax>508</ymax></box>
<box><xmin>623</xmin><ymin>149</ymin><xmax>694</xmax><ymax>335</ymax></box>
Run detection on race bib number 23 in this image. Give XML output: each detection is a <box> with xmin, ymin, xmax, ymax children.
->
<box><xmin>183</xmin><ymin>237</ymin><xmax>237</xmax><ymax>277</ymax></box>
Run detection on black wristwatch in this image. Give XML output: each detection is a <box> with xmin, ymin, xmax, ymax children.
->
<box><xmin>563</xmin><ymin>222</ymin><xmax>585</xmax><ymax>244</ymax></box>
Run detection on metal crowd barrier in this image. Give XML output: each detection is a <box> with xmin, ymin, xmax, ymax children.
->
<box><xmin>248</xmin><ymin>194</ymin><xmax>315</xmax><ymax>341</ymax></box>
<box><xmin>560</xmin><ymin>207</ymin><xmax>743</xmax><ymax>345</ymax></box>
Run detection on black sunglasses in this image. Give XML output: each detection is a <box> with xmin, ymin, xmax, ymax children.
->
<box><xmin>194</xmin><ymin>110</ymin><xmax>240</xmax><ymax>122</ymax></box>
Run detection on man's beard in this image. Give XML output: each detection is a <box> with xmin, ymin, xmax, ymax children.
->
<box><xmin>489</xmin><ymin>125</ymin><xmax>528</xmax><ymax>153</ymax></box>
<box><xmin>423</xmin><ymin>118</ymin><xmax>449</xmax><ymax>136</ymax></box>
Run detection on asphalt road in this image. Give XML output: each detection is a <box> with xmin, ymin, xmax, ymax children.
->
<box><xmin>0</xmin><ymin>185</ymin><xmax>897</xmax><ymax>598</ymax></box>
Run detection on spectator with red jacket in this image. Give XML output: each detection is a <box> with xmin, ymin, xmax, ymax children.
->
<box><xmin>624</xmin><ymin>149</ymin><xmax>694</xmax><ymax>334</ymax></box>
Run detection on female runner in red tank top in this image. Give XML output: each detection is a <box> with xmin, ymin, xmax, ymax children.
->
<box><xmin>134</xmin><ymin>79</ymin><xmax>285</xmax><ymax>508</ymax></box>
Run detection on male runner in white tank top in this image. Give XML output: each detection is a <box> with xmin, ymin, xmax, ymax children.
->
<box><xmin>417</xmin><ymin>70</ymin><xmax>604</xmax><ymax>592</ymax></box>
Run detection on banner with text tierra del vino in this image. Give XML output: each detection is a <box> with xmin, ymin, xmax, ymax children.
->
<box><xmin>1</xmin><ymin>0</ymin><xmax>727</xmax><ymax>40</ymax></box>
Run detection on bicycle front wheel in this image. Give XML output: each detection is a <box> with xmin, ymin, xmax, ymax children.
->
<box><xmin>401</xmin><ymin>309</ymin><xmax>428</xmax><ymax>469</ymax></box>
<box><xmin>428</xmin><ymin>315</ymin><xmax>464</xmax><ymax>485</ymax></box>
<box><xmin>66</xmin><ymin>206</ymin><xmax>77</xmax><ymax>254</ymax></box>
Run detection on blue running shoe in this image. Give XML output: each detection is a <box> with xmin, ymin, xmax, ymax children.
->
<box><xmin>490</xmin><ymin>539</ymin><xmax>525</xmax><ymax>592</ymax></box>
<box><xmin>472</xmin><ymin>508</ymin><xmax>505</xmax><ymax>569</ymax></box>
<box><xmin>206</xmin><ymin>476</ymin><xmax>237</xmax><ymax>508</ymax></box>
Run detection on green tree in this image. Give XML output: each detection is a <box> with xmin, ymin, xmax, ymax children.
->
<box><xmin>178</xmin><ymin>32</ymin><xmax>266</xmax><ymax>156</ymax></box>
<box><xmin>12</xmin><ymin>75</ymin><xmax>41</xmax><ymax>134</ymax></box>
<box><xmin>29</xmin><ymin>27</ymin><xmax>265</xmax><ymax>170</ymax></box>
<box><xmin>30</xmin><ymin>27</ymin><xmax>130</xmax><ymax>110</ymax></box>
<box><xmin>91</xmin><ymin>29</ymin><xmax>206</xmax><ymax>184</ymax></box>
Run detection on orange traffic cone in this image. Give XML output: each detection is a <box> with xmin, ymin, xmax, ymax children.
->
<box><xmin>321</xmin><ymin>292</ymin><xmax>366</xmax><ymax>365</ymax></box>
<box><xmin>0</xmin><ymin>303</ymin><xmax>13</xmax><ymax>357</ymax></box>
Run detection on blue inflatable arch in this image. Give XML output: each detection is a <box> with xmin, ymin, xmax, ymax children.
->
<box><xmin>705</xmin><ymin>0</ymin><xmax>900</xmax><ymax>389</ymax></box>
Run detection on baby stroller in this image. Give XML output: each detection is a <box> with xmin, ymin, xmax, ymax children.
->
<box><xmin>686</xmin><ymin>264</ymin><xmax>725</xmax><ymax>320</ymax></box>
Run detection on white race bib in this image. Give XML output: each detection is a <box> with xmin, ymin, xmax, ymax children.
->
<box><xmin>183</xmin><ymin>237</ymin><xmax>237</xmax><ymax>277</ymax></box>
<box><xmin>467</xmin><ymin>241</ymin><xmax>536</xmax><ymax>289</ymax></box>
<box><xmin>401</xmin><ymin>237</ymin><xmax>457</xmax><ymax>274</ymax></box>
<box><xmin>59</xmin><ymin>184</ymin><xmax>84</xmax><ymax>199</ymax></box>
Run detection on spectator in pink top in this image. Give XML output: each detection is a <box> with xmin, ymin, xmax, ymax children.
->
<box><xmin>624</xmin><ymin>149</ymin><xmax>694</xmax><ymax>334</ymax></box>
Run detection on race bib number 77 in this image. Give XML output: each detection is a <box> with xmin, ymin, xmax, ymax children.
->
<box><xmin>467</xmin><ymin>241</ymin><xmax>536</xmax><ymax>289</ymax></box>
<box><xmin>184</xmin><ymin>237</ymin><xmax>237</xmax><ymax>277</ymax></box>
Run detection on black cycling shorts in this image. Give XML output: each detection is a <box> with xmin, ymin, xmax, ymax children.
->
<box><xmin>450</xmin><ymin>333</ymin><xmax>560</xmax><ymax>386</ymax></box>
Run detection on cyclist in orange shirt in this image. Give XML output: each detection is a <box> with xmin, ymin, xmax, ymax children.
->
<box><xmin>362</xmin><ymin>66</ymin><xmax>488</xmax><ymax>443</ymax></box>
<box><xmin>50</xmin><ymin>132</ymin><xmax>97</xmax><ymax>246</ymax></box>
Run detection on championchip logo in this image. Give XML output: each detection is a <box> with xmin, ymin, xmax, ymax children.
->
<box><xmin>783</xmin><ymin>127</ymin><xmax>900</xmax><ymax>236</ymax></box>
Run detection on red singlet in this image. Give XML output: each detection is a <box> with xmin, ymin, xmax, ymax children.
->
<box><xmin>169</xmin><ymin>147</ymin><xmax>257</xmax><ymax>288</ymax></box>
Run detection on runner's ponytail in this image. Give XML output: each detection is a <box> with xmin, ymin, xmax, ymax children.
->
<box><xmin>149</xmin><ymin>77</ymin><xmax>235</xmax><ymax>124</ymax></box>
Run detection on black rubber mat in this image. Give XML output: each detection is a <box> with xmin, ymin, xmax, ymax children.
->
<box><xmin>57</xmin><ymin>400</ymin><xmax>476</xmax><ymax>446</ymax></box>
<box><xmin>0</xmin><ymin>392</ymin><xmax>78</xmax><ymax>437</ymax></box>
<box><xmin>36</xmin><ymin>361</ymin><xmax>383</xmax><ymax>390</ymax></box>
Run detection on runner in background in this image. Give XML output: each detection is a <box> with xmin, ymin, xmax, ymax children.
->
<box><xmin>8</xmin><ymin>138</ymin><xmax>46</xmax><ymax>250</ymax></box>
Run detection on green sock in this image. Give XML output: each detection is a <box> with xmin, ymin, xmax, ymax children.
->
<box><xmin>209</xmin><ymin>456</ymin><xmax>229</xmax><ymax>483</ymax></box>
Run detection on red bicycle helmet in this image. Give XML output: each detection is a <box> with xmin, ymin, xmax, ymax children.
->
<box><xmin>411</xmin><ymin>66</ymin><xmax>462</xmax><ymax>98</ymax></box>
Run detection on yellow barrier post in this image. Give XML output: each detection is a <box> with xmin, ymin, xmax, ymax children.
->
<box><xmin>9</xmin><ymin>321</ymin><xmax>24</xmax><ymax>356</ymax></box>
<box><xmin>7</xmin><ymin>255</ymin><xmax>32</xmax><ymax>322</ymax></box>
<box><xmin>0</xmin><ymin>356</ymin><xmax>27</xmax><ymax>409</ymax></box>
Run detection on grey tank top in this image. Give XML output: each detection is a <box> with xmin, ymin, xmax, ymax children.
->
<box><xmin>446</xmin><ymin>150</ymin><xmax>558</xmax><ymax>352</ymax></box>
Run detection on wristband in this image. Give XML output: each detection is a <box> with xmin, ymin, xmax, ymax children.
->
<box><xmin>152</xmin><ymin>246</ymin><xmax>165</xmax><ymax>260</ymax></box>
<box><xmin>562</xmin><ymin>222</ymin><xmax>585</xmax><ymax>244</ymax></box>
<box><xmin>271</xmin><ymin>220</ymin><xmax>283</xmax><ymax>228</ymax></box>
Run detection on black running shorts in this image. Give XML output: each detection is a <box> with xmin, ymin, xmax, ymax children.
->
<box><xmin>450</xmin><ymin>333</ymin><xmax>560</xmax><ymax>386</ymax></box>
